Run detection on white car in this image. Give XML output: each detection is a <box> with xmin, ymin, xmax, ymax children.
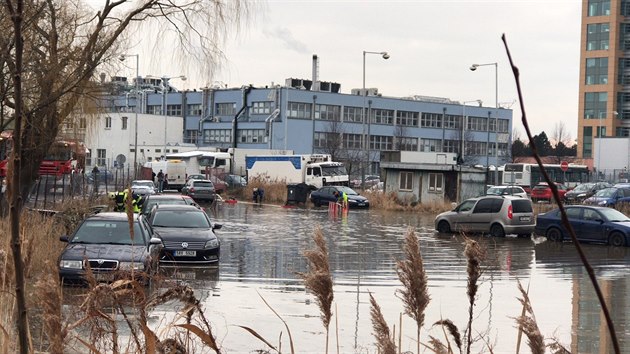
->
<box><xmin>485</xmin><ymin>185</ymin><xmax>528</xmax><ymax>198</ymax></box>
<box><xmin>131</xmin><ymin>180</ymin><xmax>157</xmax><ymax>196</ymax></box>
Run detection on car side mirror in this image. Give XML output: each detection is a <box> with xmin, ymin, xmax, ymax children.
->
<box><xmin>149</xmin><ymin>237</ymin><xmax>163</xmax><ymax>245</ymax></box>
<box><xmin>595</xmin><ymin>219</ymin><xmax>604</xmax><ymax>224</ymax></box>
<box><xmin>59</xmin><ymin>235</ymin><xmax>69</xmax><ymax>242</ymax></box>
<box><xmin>213</xmin><ymin>223</ymin><xmax>222</xmax><ymax>231</ymax></box>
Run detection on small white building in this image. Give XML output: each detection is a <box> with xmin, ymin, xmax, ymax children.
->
<box><xmin>594</xmin><ymin>137</ymin><xmax>630</xmax><ymax>181</ymax></box>
<box><xmin>84</xmin><ymin>113</ymin><xmax>191</xmax><ymax>169</ymax></box>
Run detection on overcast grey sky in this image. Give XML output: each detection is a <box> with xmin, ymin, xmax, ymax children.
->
<box><xmin>128</xmin><ymin>0</ymin><xmax>581</xmax><ymax>141</ymax></box>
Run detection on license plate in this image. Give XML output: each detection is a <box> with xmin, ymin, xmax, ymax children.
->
<box><xmin>94</xmin><ymin>273</ymin><xmax>113</xmax><ymax>281</ymax></box>
<box><xmin>357</xmin><ymin>203</ymin><xmax>365</xmax><ymax>206</ymax></box>
<box><xmin>520</xmin><ymin>216</ymin><xmax>531</xmax><ymax>222</ymax></box>
<box><xmin>175</xmin><ymin>250</ymin><xmax>196</xmax><ymax>257</ymax></box>
<box><xmin>175</xmin><ymin>272</ymin><xmax>196</xmax><ymax>280</ymax></box>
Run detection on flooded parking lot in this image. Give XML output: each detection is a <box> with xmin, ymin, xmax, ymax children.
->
<box><xmin>66</xmin><ymin>201</ymin><xmax>630</xmax><ymax>353</ymax></box>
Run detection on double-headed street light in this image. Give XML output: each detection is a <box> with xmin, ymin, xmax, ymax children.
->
<box><xmin>119</xmin><ymin>54</ymin><xmax>139</xmax><ymax>177</ymax></box>
<box><xmin>470</xmin><ymin>62</ymin><xmax>499</xmax><ymax>184</ymax></box>
<box><xmin>160</xmin><ymin>75</ymin><xmax>186</xmax><ymax>160</ymax></box>
<box><xmin>362</xmin><ymin>50</ymin><xmax>389</xmax><ymax>187</ymax></box>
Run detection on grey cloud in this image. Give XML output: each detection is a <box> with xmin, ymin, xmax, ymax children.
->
<box><xmin>262</xmin><ymin>26</ymin><xmax>309</xmax><ymax>54</ymax></box>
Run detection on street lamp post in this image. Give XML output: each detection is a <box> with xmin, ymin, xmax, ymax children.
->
<box><xmin>362</xmin><ymin>50</ymin><xmax>389</xmax><ymax>187</ymax></box>
<box><xmin>161</xmin><ymin>75</ymin><xmax>186</xmax><ymax>160</ymax></box>
<box><xmin>470</xmin><ymin>62</ymin><xmax>498</xmax><ymax>184</ymax></box>
<box><xmin>119</xmin><ymin>54</ymin><xmax>139</xmax><ymax>177</ymax></box>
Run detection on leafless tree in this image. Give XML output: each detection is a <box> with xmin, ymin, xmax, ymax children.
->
<box><xmin>449</xmin><ymin>130</ymin><xmax>478</xmax><ymax>165</ymax></box>
<box><xmin>2</xmin><ymin>1</ymin><xmax>249</xmax><ymax>352</ymax></box>
<box><xmin>317</xmin><ymin>119</ymin><xmax>345</xmax><ymax>161</ymax></box>
<box><xmin>551</xmin><ymin>121</ymin><xmax>572</xmax><ymax>147</ymax></box>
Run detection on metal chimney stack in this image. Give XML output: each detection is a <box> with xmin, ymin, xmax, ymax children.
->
<box><xmin>312</xmin><ymin>54</ymin><xmax>319</xmax><ymax>91</ymax></box>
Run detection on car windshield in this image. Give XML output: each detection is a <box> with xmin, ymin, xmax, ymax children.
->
<box><xmin>71</xmin><ymin>220</ymin><xmax>144</xmax><ymax>245</ymax></box>
<box><xmin>595</xmin><ymin>188</ymin><xmax>616</xmax><ymax>198</ymax></box>
<box><xmin>599</xmin><ymin>208</ymin><xmax>630</xmax><ymax>222</ymax></box>
<box><xmin>152</xmin><ymin>210</ymin><xmax>211</xmax><ymax>228</ymax></box>
<box><xmin>321</xmin><ymin>164</ymin><xmax>348</xmax><ymax>176</ymax></box>
<box><xmin>486</xmin><ymin>187</ymin><xmax>504</xmax><ymax>195</ymax></box>
<box><xmin>337</xmin><ymin>186</ymin><xmax>358</xmax><ymax>195</ymax></box>
<box><xmin>132</xmin><ymin>181</ymin><xmax>154</xmax><ymax>188</ymax></box>
<box><xmin>573</xmin><ymin>183</ymin><xmax>594</xmax><ymax>192</ymax></box>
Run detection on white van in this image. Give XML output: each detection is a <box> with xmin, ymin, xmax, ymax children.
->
<box><xmin>146</xmin><ymin>160</ymin><xmax>187</xmax><ymax>191</ymax></box>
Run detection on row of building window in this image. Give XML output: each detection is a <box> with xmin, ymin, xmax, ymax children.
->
<box><xmin>286</xmin><ymin>102</ymin><xmax>509</xmax><ymax>132</ymax></box>
<box><xmin>311</xmin><ymin>131</ymin><xmax>508</xmax><ymax>156</ymax></box>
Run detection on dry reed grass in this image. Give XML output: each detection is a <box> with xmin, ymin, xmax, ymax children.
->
<box><xmin>369</xmin><ymin>293</ymin><xmax>397</xmax><ymax>354</ymax></box>
<box><xmin>514</xmin><ymin>281</ymin><xmax>545</xmax><ymax>354</ymax></box>
<box><xmin>297</xmin><ymin>226</ymin><xmax>333</xmax><ymax>353</ymax></box>
<box><xmin>395</xmin><ymin>227</ymin><xmax>430</xmax><ymax>354</ymax></box>
<box><xmin>363</xmin><ymin>190</ymin><xmax>454</xmax><ymax>212</ymax></box>
<box><xmin>463</xmin><ymin>237</ymin><xmax>485</xmax><ymax>354</ymax></box>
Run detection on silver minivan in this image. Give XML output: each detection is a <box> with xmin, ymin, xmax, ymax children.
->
<box><xmin>435</xmin><ymin>195</ymin><xmax>535</xmax><ymax>237</ymax></box>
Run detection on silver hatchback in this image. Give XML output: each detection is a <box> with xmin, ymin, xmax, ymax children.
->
<box><xmin>435</xmin><ymin>195</ymin><xmax>535</xmax><ymax>237</ymax></box>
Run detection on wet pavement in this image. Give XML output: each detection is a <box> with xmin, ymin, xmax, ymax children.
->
<box><xmin>66</xmin><ymin>201</ymin><xmax>630</xmax><ymax>353</ymax></box>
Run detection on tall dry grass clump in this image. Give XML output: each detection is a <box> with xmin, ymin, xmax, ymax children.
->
<box><xmin>34</xmin><ymin>271</ymin><xmax>65</xmax><ymax>354</ymax></box>
<box><xmin>463</xmin><ymin>237</ymin><xmax>485</xmax><ymax>354</ymax></box>
<box><xmin>297</xmin><ymin>226</ymin><xmax>334</xmax><ymax>353</ymax></box>
<box><xmin>364</xmin><ymin>191</ymin><xmax>453</xmax><ymax>213</ymax></box>
<box><xmin>514</xmin><ymin>281</ymin><xmax>545</xmax><ymax>354</ymax></box>
<box><xmin>395</xmin><ymin>227</ymin><xmax>430</xmax><ymax>354</ymax></box>
<box><xmin>369</xmin><ymin>293</ymin><xmax>397</xmax><ymax>354</ymax></box>
<box><xmin>238</xmin><ymin>176</ymin><xmax>288</xmax><ymax>204</ymax></box>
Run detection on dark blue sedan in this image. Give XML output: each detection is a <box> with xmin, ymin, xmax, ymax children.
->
<box><xmin>583</xmin><ymin>187</ymin><xmax>630</xmax><ymax>207</ymax></box>
<box><xmin>310</xmin><ymin>186</ymin><xmax>369</xmax><ymax>208</ymax></box>
<box><xmin>535</xmin><ymin>206</ymin><xmax>630</xmax><ymax>246</ymax></box>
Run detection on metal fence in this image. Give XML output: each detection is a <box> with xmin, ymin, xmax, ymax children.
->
<box><xmin>0</xmin><ymin>166</ymin><xmax>137</xmax><ymax>214</ymax></box>
<box><xmin>596</xmin><ymin>169</ymin><xmax>630</xmax><ymax>184</ymax></box>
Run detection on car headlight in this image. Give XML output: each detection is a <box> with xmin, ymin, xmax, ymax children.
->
<box><xmin>577</xmin><ymin>193</ymin><xmax>586</xmax><ymax>198</ymax></box>
<box><xmin>204</xmin><ymin>239</ymin><xmax>219</xmax><ymax>249</ymax></box>
<box><xmin>348</xmin><ymin>199</ymin><xmax>357</xmax><ymax>204</ymax></box>
<box><xmin>598</xmin><ymin>200</ymin><xmax>607</xmax><ymax>206</ymax></box>
<box><xmin>59</xmin><ymin>260</ymin><xmax>83</xmax><ymax>269</ymax></box>
<box><xmin>119</xmin><ymin>262</ymin><xmax>143</xmax><ymax>271</ymax></box>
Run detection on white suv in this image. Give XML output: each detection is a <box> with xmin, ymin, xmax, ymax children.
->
<box><xmin>435</xmin><ymin>195</ymin><xmax>535</xmax><ymax>237</ymax></box>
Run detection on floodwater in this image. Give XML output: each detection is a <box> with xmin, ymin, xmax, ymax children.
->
<box><xmin>67</xmin><ymin>201</ymin><xmax>630</xmax><ymax>353</ymax></box>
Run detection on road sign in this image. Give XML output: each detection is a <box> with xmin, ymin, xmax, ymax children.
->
<box><xmin>560</xmin><ymin>161</ymin><xmax>569</xmax><ymax>172</ymax></box>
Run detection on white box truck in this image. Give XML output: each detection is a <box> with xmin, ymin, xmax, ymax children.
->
<box><xmin>245</xmin><ymin>154</ymin><xmax>349</xmax><ymax>188</ymax></box>
<box><xmin>145</xmin><ymin>160</ymin><xmax>187</xmax><ymax>191</ymax></box>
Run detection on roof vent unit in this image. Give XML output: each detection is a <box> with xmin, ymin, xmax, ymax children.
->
<box><xmin>285</xmin><ymin>78</ymin><xmax>313</xmax><ymax>90</ymax></box>
<box><xmin>351</xmin><ymin>88</ymin><xmax>379</xmax><ymax>96</ymax></box>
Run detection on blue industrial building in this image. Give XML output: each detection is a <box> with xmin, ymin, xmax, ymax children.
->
<box><xmin>104</xmin><ymin>75</ymin><xmax>513</xmax><ymax>177</ymax></box>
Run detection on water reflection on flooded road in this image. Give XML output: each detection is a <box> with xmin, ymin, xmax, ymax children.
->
<box><xmin>70</xmin><ymin>202</ymin><xmax>630</xmax><ymax>353</ymax></box>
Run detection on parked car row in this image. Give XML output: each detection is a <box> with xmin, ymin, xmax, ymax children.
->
<box><xmin>58</xmin><ymin>194</ymin><xmax>221</xmax><ymax>284</ymax></box>
<box><xmin>436</xmin><ymin>193</ymin><xmax>630</xmax><ymax>247</ymax></box>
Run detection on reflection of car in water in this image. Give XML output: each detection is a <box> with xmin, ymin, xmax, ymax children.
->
<box><xmin>535</xmin><ymin>241</ymin><xmax>630</xmax><ymax>277</ymax></box>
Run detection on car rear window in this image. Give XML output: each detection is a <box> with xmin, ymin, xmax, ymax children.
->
<box><xmin>533</xmin><ymin>185</ymin><xmax>548</xmax><ymax>190</ymax></box>
<box><xmin>194</xmin><ymin>181</ymin><xmax>213</xmax><ymax>188</ymax></box>
<box><xmin>511</xmin><ymin>199</ymin><xmax>532</xmax><ymax>213</ymax></box>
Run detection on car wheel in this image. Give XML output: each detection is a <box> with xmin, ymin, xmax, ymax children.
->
<box><xmin>437</xmin><ymin>220</ymin><xmax>451</xmax><ymax>234</ymax></box>
<box><xmin>490</xmin><ymin>224</ymin><xmax>505</xmax><ymax>238</ymax></box>
<box><xmin>546</xmin><ymin>228</ymin><xmax>563</xmax><ymax>242</ymax></box>
<box><xmin>609</xmin><ymin>232</ymin><xmax>626</xmax><ymax>247</ymax></box>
